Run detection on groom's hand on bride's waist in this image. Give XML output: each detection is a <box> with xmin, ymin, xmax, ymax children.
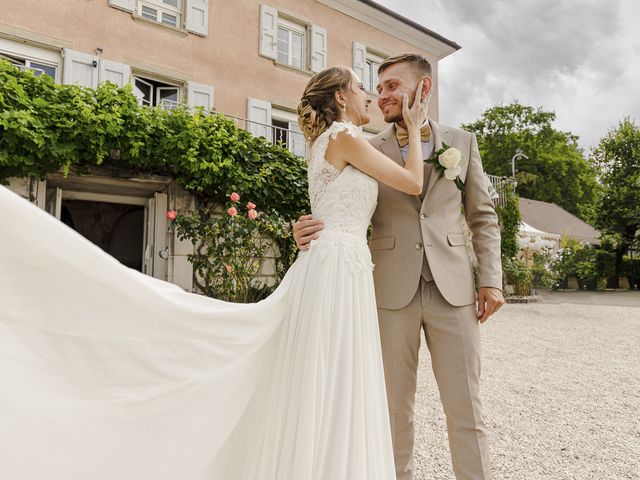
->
<box><xmin>293</xmin><ymin>214</ymin><xmax>324</xmax><ymax>251</ymax></box>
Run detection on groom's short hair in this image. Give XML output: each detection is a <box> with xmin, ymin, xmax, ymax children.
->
<box><xmin>378</xmin><ymin>53</ymin><xmax>432</xmax><ymax>78</ymax></box>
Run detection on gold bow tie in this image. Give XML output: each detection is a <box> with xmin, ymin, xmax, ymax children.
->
<box><xmin>395</xmin><ymin>124</ymin><xmax>431</xmax><ymax>147</ymax></box>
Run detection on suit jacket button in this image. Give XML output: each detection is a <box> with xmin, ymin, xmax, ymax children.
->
<box><xmin>415</xmin><ymin>243</ymin><xmax>423</xmax><ymax>249</ymax></box>
<box><xmin>420</xmin><ymin>213</ymin><xmax>427</xmax><ymax>220</ymax></box>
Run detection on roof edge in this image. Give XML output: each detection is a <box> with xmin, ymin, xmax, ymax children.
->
<box><xmin>356</xmin><ymin>0</ymin><xmax>461</xmax><ymax>51</ymax></box>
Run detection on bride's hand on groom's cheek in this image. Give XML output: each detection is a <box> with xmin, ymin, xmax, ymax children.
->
<box><xmin>293</xmin><ymin>214</ymin><xmax>324</xmax><ymax>251</ymax></box>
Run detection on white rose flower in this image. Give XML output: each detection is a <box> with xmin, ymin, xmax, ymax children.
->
<box><xmin>438</xmin><ymin>147</ymin><xmax>462</xmax><ymax>169</ymax></box>
<box><xmin>444</xmin><ymin>165</ymin><xmax>462</xmax><ymax>180</ymax></box>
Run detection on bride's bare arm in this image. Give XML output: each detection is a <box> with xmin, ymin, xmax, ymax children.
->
<box><xmin>325</xmin><ymin>82</ymin><xmax>426</xmax><ymax>195</ymax></box>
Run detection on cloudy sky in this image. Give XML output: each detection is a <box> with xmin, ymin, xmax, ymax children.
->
<box><xmin>376</xmin><ymin>0</ymin><xmax>640</xmax><ymax>153</ymax></box>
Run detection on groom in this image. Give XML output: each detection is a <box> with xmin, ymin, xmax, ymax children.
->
<box><xmin>294</xmin><ymin>53</ymin><xmax>503</xmax><ymax>480</ymax></box>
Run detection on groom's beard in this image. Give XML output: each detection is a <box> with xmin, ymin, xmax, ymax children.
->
<box><xmin>384</xmin><ymin>112</ymin><xmax>404</xmax><ymax>124</ymax></box>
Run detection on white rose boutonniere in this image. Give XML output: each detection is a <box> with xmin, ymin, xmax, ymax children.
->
<box><xmin>425</xmin><ymin>143</ymin><xmax>466</xmax><ymax>193</ymax></box>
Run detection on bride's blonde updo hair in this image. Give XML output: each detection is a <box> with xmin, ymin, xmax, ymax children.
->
<box><xmin>297</xmin><ymin>66</ymin><xmax>353</xmax><ymax>143</ymax></box>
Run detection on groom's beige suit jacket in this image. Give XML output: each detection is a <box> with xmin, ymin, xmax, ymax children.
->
<box><xmin>369</xmin><ymin>119</ymin><xmax>502</xmax><ymax>309</ymax></box>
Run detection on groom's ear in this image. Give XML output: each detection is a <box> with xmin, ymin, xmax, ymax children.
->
<box><xmin>421</xmin><ymin>76</ymin><xmax>433</xmax><ymax>101</ymax></box>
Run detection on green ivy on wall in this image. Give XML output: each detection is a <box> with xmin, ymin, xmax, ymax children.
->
<box><xmin>0</xmin><ymin>60</ymin><xmax>310</xmax><ymax>222</ymax></box>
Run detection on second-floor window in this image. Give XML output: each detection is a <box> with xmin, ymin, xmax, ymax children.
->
<box><xmin>353</xmin><ymin>42</ymin><xmax>387</xmax><ymax>94</ymax></box>
<box><xmin>259</xmin><ymin>5</ymin><xmax>326</xmax><ymax>73</ymax></box>
<box><xmin>277</xmin><ymin>18</ymin><xmax>305</xmax><ymax>70</ymax></box>
<box><xmin>138</xmin><ymin>0</ymin><xmax>182</xmax><ymax>28</ymax></box>
<box><xmin>363</xmin><ymin>51</ymin><xmax>384</xmax><ymax>93</ymax></box>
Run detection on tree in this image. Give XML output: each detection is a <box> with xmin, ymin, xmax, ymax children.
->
<box><xmin>592</xmin><ymin>118</ymin><xmax>640</xmax><ymax>287</ymax></box>
<box><xmin>462</xmin><ymin>102</ymin><xmax>601</xmax><ymax>222</ymax></box>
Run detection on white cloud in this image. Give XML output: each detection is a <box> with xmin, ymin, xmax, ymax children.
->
<box><xmin>375</xmin><ymin>0</ymin><xmax>640</xmax><ymax>151</ymax></box>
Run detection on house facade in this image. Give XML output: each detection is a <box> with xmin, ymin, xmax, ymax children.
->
<box><xmin>1</xmin><ymin>0</ymin><xmax>459</xmax><ymax>290</ymax></box>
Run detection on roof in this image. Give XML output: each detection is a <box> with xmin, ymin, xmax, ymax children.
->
<box><xmin>355</xmin><ymin>0</ymin><xmax>461</xmax><ymax>51</ymax></box>
<box><xmin>518</xmin><ymin>197</ymin><xmax>601</xmax><ymax>245</ymax></box>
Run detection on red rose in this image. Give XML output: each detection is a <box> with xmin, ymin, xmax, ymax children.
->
<box><xmin>229</xmin><ymin>192</ymin><xmax>240</xmax><ymax>202</ymax></box>
<box><xmin>166</xmin><ymin>210</ymin><xmax>177</xmax><ymax>221</ymax></box>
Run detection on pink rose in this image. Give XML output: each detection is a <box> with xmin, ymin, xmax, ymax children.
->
<box><xmin>246</xmin><ymin>202</ymin><xmax>256</xmax><ymax>210</ymax></box>
<box><xmin>224</xmin><ymin>264</ymin><xmax>234</xmax><ymax>273</ymax></box>
<box><xmin>227</xmin><ymin>207</ymin><xmax>238</xmax><ymax>216</ymax></box>
<box><xmin>229</xmin><ymin>192</ymin><xmax>240</xmax><ymax>202</ymax></box>
<box><xmin>165</xmin><ymin>210</ymin><xmax>177</xmax><ymax>221</ymax></box>
<box><xmin>248</xmin><ymin>209</ymin><xmax>258</xmax><ymax>220</ymax></box>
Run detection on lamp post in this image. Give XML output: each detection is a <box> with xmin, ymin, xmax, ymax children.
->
<box><xmin>511</xmin><ymin>148</ymin><xmax>529</xmax><ymax>188</ymax></box>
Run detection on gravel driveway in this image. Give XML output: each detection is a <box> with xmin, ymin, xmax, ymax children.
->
<box><xmin>413</xmin><ymin>292</ymin><xmax>640</xmax><ymax>479</ymax></box>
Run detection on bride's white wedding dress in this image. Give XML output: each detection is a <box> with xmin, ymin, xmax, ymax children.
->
<box><xmin>0</xmin><ymin>121</ymin><xmax>396</xmax><ymax>479</ymax></box>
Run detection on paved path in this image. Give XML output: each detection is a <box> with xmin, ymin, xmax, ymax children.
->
<box><xmin>413</xmin><ymin>294</ymin><xmax>640</xmax><ymax>479</ymax></box>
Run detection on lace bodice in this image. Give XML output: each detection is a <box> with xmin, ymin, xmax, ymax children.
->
<box><xmin>305</xmin><ymin>121</ymin><xmax>378</xmax><ymax>272</ymax></box>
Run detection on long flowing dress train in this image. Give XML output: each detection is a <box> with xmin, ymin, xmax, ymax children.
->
<box><xmin>0</xmin><ymin>120</ymin><xmax>396</xmax><ymax>479</ymax></box>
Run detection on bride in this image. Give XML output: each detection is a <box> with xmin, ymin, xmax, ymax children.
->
<box><xmin>0</xmin><ymin>66</ymin><xmax>425</xmax><ymax>479</ymax></box>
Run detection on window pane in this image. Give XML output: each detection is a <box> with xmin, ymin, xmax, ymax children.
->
<box><xmin>158</xmin><ymin>88</ymin><xmax>179</xmax><ymax>103</ymax></box>
<box><xmin>161</xmin><ymin>12</ymin><xmax>177</xmax><ymax>27</ymax></box>
<box><xmin>277</xmin><ymin>27</ymin><xmax>289</xmax><ymax>64</ymax></box>
<box><xmin>28</xmin><ymin>62</ymin><xmax>56</xmax><ymax>80</ymax></box>
<box><xmin>141</xmin><ymin>5</ymin><xmax>157</xmax><ymax>20</ymax></box>
<box><xmin>272</xmin><ymin>119</ymin><xmax>288</xmax><ymax>145</ymax></box>
<box><xmin>162</xmin><ymin>0</ymin><xmax>178</xmax><ymax>8</ymax></box>
<box><xmin>291</xmin><ymin>32</ymin><xmax>303</xmax><ymax>69</ymax></box>
<box><xmin>134</xmin><ymin>79</ymin><xmax>152</xmax><ymax>106</ymax></box>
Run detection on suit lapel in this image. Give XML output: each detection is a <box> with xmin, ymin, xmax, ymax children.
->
<box><xmin>379</xmin><ymin>125</ymin><xmax>403</xmax><ymax>166</ymax></box>
<box><xmin>378</xmin><ymin>124</ymin><xmax>421</xmax><ymax>208</ymax></box>
<box><xmin>423</xmin><ymin>119</ymin><xmax>447</xmax><ymax>204</ymax></box>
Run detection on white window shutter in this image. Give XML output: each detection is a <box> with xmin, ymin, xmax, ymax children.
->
<box><xmin>108</xmin><ymin>0</ymin><xmax>135</xmax><ymax>13</ymax></box>
<box><xmin>247</xmin><ymin>97</ymin><xmax>272</xmax><ymax>142</ymax></box>
<box><xmin>187</xmin><ymin>81</ymin><xmax>214</xmax><ymax>111</ymax></box>
<box><xmin>259</xmin><ymin>4</ymin><xmax>278</xmax><ymax>59</ymax></box>
<box><xmin>99</xmin><ymin>59</ymin><xmax>131</xmax><ymax>87</ymax></box>
<box><xmin>352</xmin><ymin>42</ymin><xmax>366</xmax><ymax>82</ymax></box>
<box><xmin>186</xmin><ymin>0</ymin><xmax>209</xmax><ymax>36</ymax></box>
<box><xmin>310</xmin><ymin>24</ymin><xmax>327</xmax><ymax>72</ymax></box>
<box><xmin>63</xmin><ymin>49</ymin><xmax>98</xmax><ymax>88</ymax></box>
<box><xmin>288</xmin><ymin>121</ymin><xmax>306</xmax><ymax>158</ymax></box>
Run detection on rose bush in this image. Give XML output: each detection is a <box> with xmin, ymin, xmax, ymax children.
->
<box><xmin>174</xmin><ymin>193</ymin><xmax>294</xmax><ymax>303</ymax></box>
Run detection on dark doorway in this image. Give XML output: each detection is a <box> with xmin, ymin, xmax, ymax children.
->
<box><xmin>62</xmin><ymin>200</ymin><xmax>145</xmax><ymax>271</ymax></box>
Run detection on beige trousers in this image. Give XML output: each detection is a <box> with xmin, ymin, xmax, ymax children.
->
<box><xmin>378</xmin><ymin>279</ymin><xmax>491</xmax><ymax>480</ymax></box>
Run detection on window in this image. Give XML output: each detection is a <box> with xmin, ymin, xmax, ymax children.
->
<box><xmin>133</xmin><ymin>75</ymin><xmax>181</xmax><ymax>109</ymax></box>
<box><xmin>247</xmin><ymin>99</ymin><xmax>307</xmax><ymax>158</ymax></box>
<box><xmin>277</xmin><ymin>18</ymin><xmax>306</xmax><ymax>70</ymax></box>
<box><xmin>138</xmin><ymin>0</ymin><xmax>182</xmax><ymax>28</ymax></box>
<box><xmin>0</xmin><ymin>52</ymin><xmax>57</xmax><ymax>81</ymax></box>
<box><xmin>353</xmin><ymin>42</ymin><xmax>387</xmax><ymax>94</ymax></box>
<box><xmin>259</xmin><ymin>5</ymin><xmax>326</xmax><ymax>73</ymax></box>
<box><xmin>363</xmin><ymin>51</ymin><xmax>384</xmax><ymax>93</ymax></box>
<box><xmin>108</xmin><ymin>0</ymin><xmax>209</xmax><ymax>35</ymax></box>
<box><xmin>272</xmin><ymin>118</ymin><xmax>306</xmax><ymax>158</ymax></box>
